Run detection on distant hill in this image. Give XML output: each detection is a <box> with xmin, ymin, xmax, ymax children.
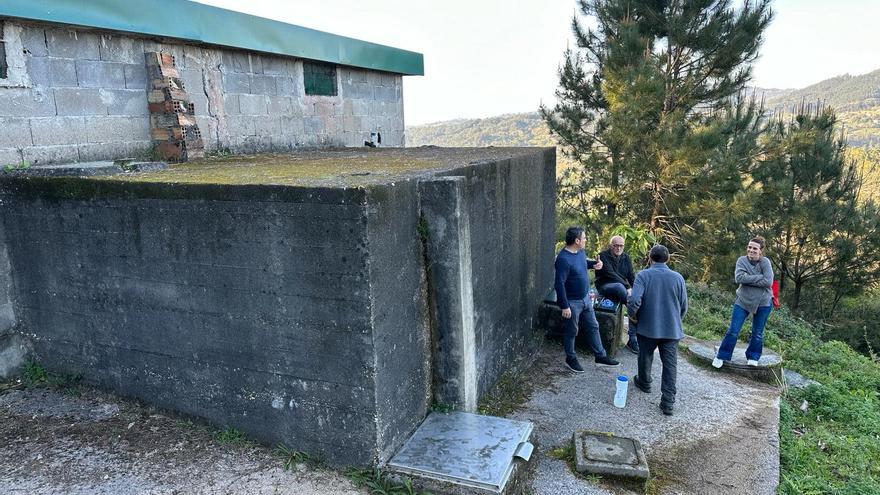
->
<box><xmin>407</xmin><ymin>69</ymin><xmax>880</xmax><ymax>149</ymax></box>
<box><xmin>759</xmin><ymin>69</ymin><xmax>880</xmax><ymax>147</ymax></box>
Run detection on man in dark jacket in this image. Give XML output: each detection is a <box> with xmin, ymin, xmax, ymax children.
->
<box><xmin>627</xmin><ymin>245</ymin><xmax>688</xmax><ymax>416</ymax></box>
<box><xmin>596</xmin><ymin>235</ymin><xmax>639</xmax><ymax>353</ymax></box>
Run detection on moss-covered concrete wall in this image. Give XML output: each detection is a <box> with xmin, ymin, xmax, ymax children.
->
<box><xmin>0</xmin><ymin>147</ymin><xmax>554</xmax><ymax>465</ymax></box>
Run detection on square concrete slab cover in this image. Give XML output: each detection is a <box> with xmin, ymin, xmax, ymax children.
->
<box><xmin>574</xmin><ymin>430</ymin><xmax>650</xmax><ymax>480</ymax></box>
<box><xmin>387</xmin><ymin>411</ymin><xmax>533</xmax><ymax>493</ymax></box>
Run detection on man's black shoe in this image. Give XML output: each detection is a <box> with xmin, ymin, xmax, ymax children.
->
<box><xmin>626</xmin><ymin>339</ymin><xmax>640</xmax><ymax>354</ymax></box>
<box><xmin>660</xmin><ymin>404</ymin><xmax>674</xmax><ymax>416</ymax></box>
<box><xmin>633</xmin><ymin>376</ymin><xmax>651</xmax><ymax>393</ymax></box>
<box><xmin>565</xmin><ymin>357</ymin><xmax>585</xmax><ymax>373</ymax></box>
<box><xmin>595</xmin><ymin>355</ymin><xmax>620</xmax><ymax>366</ymax></box>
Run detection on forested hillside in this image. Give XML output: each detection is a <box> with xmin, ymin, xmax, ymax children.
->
<box><xmin>407</xmin><ymin>69</ymin><xmax>880</xmax><ymax>155</ymax></box>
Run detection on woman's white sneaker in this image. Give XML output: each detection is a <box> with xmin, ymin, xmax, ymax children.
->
<box><xmin>747</xmin><ymin>359</ymin><xmax>759</xmax><ymax>366</ymax></box>
<box><xmin>712</xmin><ymin>358</ymin><xmax>723</xmax><ymax>368</ymax></box>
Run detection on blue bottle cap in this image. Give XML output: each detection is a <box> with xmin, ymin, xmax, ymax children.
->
<box><xmin>617</xmin><ymin>375</ymin><xmax>628</xmax><ymax>381</ymax></box>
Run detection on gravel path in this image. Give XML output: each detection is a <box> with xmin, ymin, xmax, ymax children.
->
<box><xmin>511</xmin><ymin>340</ymin><xmax>780</xmax><ymax>495</ymax></box>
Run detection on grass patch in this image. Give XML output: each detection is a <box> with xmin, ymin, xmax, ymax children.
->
<box><xmin>275</xmin><ymin>444</ymin><xmax>313</xmax><ymax>470</ymax></box>
<box><xmin>212</xmin><ymin>426</ymin><xmax>249</xmax><ymax>446</ymax></box>
<box><xmin>477</xmin><ymin>367</ymin><xmax>535</xmax><ymax>417</ymax></box>
<box><xmin>21</xmin><ymin>360</ymin><xmax>81</xmax><ymax>394</ymax></box>
<box><xmin>345</xmin><ymin>468</ymin><xmax>430</xmax><ymax>495</ymax></box>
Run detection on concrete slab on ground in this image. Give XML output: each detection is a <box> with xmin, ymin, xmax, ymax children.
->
<box><xmin>573</xmin><ymin>430</ymin><xmax>649</xmax><ymax>480</ymax></box>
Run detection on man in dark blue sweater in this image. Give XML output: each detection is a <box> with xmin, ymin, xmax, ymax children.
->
<box><xmin>555</xmin><ymin>227</ymin><xmax>620</xmax><ymax>372</ymax></box>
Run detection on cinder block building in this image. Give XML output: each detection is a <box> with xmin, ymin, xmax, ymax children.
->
<box><xmin>0</xmin><ymin>0</ymin><xmax>423</xmax><ymax>165</ymax></box>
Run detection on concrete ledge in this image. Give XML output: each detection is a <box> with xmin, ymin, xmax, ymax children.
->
<box><xmin>1</xmin><ymin>161</ymin><xmax>167</xmax><ymax>177</ymax></box>
<box><xmin>681</xmin><ymin>336</ymin><xmax>783</xmax><ymax>384</ymax></box>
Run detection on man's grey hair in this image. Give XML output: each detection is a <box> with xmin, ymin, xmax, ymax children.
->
<box><xmin>649</xmin><ymin>244</ymin><xmax>670</xmax><ymax>263</ymax></box>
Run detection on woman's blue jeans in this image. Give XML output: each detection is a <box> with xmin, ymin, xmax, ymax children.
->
<box><xmin>716</xmin><ymin>304</ymin><xmax>772</xmax><ymax>361</ymax></box>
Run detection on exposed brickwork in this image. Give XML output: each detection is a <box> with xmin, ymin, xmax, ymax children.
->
<box><xmin>146</xmin><ymin>52</ymin><xmax>204</xmax><ymax>161</ymax></box>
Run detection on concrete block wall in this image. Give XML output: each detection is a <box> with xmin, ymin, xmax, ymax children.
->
<box><xmin>0</xmin><ymin>23</ymin><xmax>151</xmax><ymax>166</ymax></box>
<box><xmin>0</xmin><ymin>20</ymin><xmax>405</xmax><ymax>165</ymax></box>
<box><xmin>179</xmin><ymin>46</ymin><xmax>404</xmax><ymax>151</ymax></box>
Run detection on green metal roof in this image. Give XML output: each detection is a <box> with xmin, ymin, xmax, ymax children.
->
<box><xmin>0</xmin><ymin>0</ymin><xmax>424</xmax><ymax>76</ymax></box>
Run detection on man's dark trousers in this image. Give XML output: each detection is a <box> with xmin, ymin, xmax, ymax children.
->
<box><xmin>636</xmin><ymin>334</ymin><xmax>679</xmax><ymax>409</ymax></box>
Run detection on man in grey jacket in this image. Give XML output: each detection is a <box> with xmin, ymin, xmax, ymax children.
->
<box><xmin>627</xmin><ymin>245</ymin><xmax>688</xmax><ymax>416</ymax></box>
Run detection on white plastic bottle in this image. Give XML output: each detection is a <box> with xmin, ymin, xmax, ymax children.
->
<box><xmin>614</xmin><ymin>375</ymin><xmax>628</xmax><ymax>408</ymax></box>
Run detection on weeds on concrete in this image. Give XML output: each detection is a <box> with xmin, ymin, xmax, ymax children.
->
<box><xmin>416</xmin><ymin>217</ymin><xmax>430</xmax><ymax>243</ymax></box>
<box><xmin>344</xmin><ymin>468</ymin><xmax>430</xmax><ymax>495</ymax></box>
<box><xmin>21</xmin><ymin>360</ymin><xmax>81</xmax><ymax>394</ymax></box>
<box><xmin>274</xmin><ymin>444</ymin><xmax>312</xmax><ymax>470</ymax></box>
<box><xmin>477</xmin><ymin>369</ymin><xmax>535</xmax><ymax>417</ymax></box>
<box><xmin>2</xmin><ymin>160</ymin><xmax>30</xmax><ymax>171</ymax></box>
<box><xmin>212</xmin><ymin>426</ymin><xmax>249</xmax><ymax>446</ymax></box>
<box><xmin>429</xmin><ymin>401</ymin><xmax>454</xmax><ymax>413</ymax></box>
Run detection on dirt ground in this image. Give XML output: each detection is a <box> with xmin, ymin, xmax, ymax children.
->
<box><xmin>0</xmin><ymin>383</ymin><xmax>365</xmax><ymax>495</ymax></box>
<box><xmin>0</xmin><ymin>337</ymin><xmax>780</xmax><ymax>495</ymax></box>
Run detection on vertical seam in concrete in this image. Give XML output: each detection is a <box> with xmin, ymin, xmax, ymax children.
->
<box><xmin>454</xmin><ymin>187</ymin><xmax>478</xmax><ymax>411</ymax></box>
<box><xmin>361</xmin><ymin>188</ymin><xmax>383</xmax><ymax>464</ymax></box>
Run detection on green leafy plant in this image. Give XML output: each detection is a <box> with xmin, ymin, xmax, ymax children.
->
<box><xmin>213</xmin><ymin>426</ymin><xmax>249</xmax><ymax>445</ymax></box>
<box><xmin>345</xmin><ymin>468</ymin><xmax>429</xmax><ymax>495</ymax></box>
<box><xmin>3</xmin><ymin>160</ymin><xmax>31</xmax><ymax>171</ymax></box>
<box><xmin>275</xmin><ymin>444</ymin><xmax>311</xmax><ymax>470</ymax></box>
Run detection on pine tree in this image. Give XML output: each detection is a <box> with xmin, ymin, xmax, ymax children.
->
<box><xmin>542</xmin><ymin>0</ymin><xmax>772</xmax><ymax>250</ymax></box>
<box><xmin>751</xmin><ymin>107</ymin><xmax>880</xmax><ymax>312</ymax></box>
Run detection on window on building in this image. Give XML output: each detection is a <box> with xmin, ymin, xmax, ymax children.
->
<box><xmin>303</xmin><ymin>61</ymin><xmax>337</xmax><ymax>96</ymax></box>
<box><xmin>0</xmin><ymin>23</ymin><xmax>7</xmax><ymax>80</ymax></box>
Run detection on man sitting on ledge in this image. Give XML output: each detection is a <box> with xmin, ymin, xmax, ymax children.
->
<box><xmin>596</xmin><ymin>235</ymin><xmax>638</xmax><ymax>354</ymax></box>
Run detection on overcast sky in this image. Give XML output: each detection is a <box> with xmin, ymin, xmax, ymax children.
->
<box><xmin>196</xmin><ymin>0</ymin><xmax>880</xmax><ymax>125</ymax></box>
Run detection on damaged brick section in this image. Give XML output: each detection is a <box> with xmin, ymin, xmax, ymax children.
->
<box><xmin>146</xmin><ymin>52</ymin><xmax>204</xmax><ymax>161</ymax></box>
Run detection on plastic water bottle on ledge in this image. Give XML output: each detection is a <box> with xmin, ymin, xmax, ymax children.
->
<box><xmin>614</xmin><ymin>375</ymin><xmax>628</xmax><ymax>408</ymax></box>
<box><xmin>589</xmin><ymin>289</ymin><xmax>597</xmax><ymax>307</ymax></box>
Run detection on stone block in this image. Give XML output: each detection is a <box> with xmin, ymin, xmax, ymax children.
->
<box><xmin>78</xmin><ymin>140</ymin><xmax>151</xmax><ymax>161</ymax></box>
<box><xmin>238</xmin><ymin>94</ymin><xmax>268</xmax><ymax>115</ymax></box>
<box><xmin>254</xmin><ymin>116</ymin><xmax>282</xmax><ymax>136</ymax></box>
<box><xmin>275</xmin><ymin>76</ymin><xmax>299</xmax><ymax>96</ymax></box>
<box><xmin>574</xmin><ymin>430</ymin><xmax>650</xmax><ymax>480</ymax></box>
<box><xmin>376</xmin><ymin>85</ymin><xmax>397</xmax><ymax>102</ymax></box>
<box><xmin>85</xmin><ymin>116</ymin><xmax>150</xmax><ymax>143</ymax></box>
<box><xmin>124</xmin><ymin>64</ymin><xmax>148</xmax><ymax>89</ymax></box>
<box><xmin>261</xmin><ymin>57</ymin><xmax>290</xmax><ymax>76</ymax></box>
<box><xmin>182</xmin><ymin>45</ymin><xmax>209</xmax><ymax>69</ymax></box>
<box><xmin>0</xmin><ymin>118</ymin><xmax>32</xmax><ymax>148</ymax></box>
<box><xmin>250</xmin><ymin>75</ymin><xmax>276</xmax><ymax>96</ymax></box>
<box><xmin>343</xmin><ymin>115</ymin><xmax>363</xmax><ymax>133</ymax></box>
<box><xmin>30</xmin><ymin>117</ymin><xmax>87</xmax><ymax>146</ymax></box>
<box><xmin>281</xmin><ymin>116</ymin><xmax>305</xmax><ymax>135</ymax></box>
<box><xmin>0</xmin><ymin>88</ymin><xmax>56</xmax><ymax>117</ymax></box>
<box><xmin>22</xmin><ymin>144</ymin><xmax>80</xmax><ymax>165</ymax></box>
<box><xmin>19</xmin><ymin>26</ymin><xmax>48</xmax><ymax>57</ymax></box>
<box><xmin>226</xmin><ymin>116</ymin><xmax>256</xmax><ymax>137</ymax></box>
<box><xmin>223</xmin><ymin>94</ymin><xmax>240</xmax><ymax>115</ymax></box>
<box><xmin>25</xmin><ymin>56</ymin><xmax>52</xmax><ymax>87</ymax></box>
<box><xmin>46</xmin><ymin>29</ymin><xmax>100</xmax><ymax>60</ymax></box>
<box><xmin>221</xmin><ymin>51</ymin><xmax>250</xmax><ymax>73</ymax></box>
<box><xmin>76</xmin><ymin>60</ymin><xmax>127</xmax><ymax>89</ymax></box>
<box><xmin>99</xmin><ymin>35</ymin><xmax>145</xmax><ymax>64</ymax></box>
<box><xmin>102</xmin><ymin>89</ymin><xmax>148</xmax><ymax>116</ymax></box>
<box><xmin>223</xmin><ymin>72</ymin><xmax>250</xmax><ymax>94</ymax></box>
<box><xmin>267</xmin><ymin>96</ymin><xmax>292</xmax><ymax>115</ymax></box>
<box><xmin>248</xmin><ymin>54</ymin><xmax>263</xmax><ymax>74</ymax></box>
